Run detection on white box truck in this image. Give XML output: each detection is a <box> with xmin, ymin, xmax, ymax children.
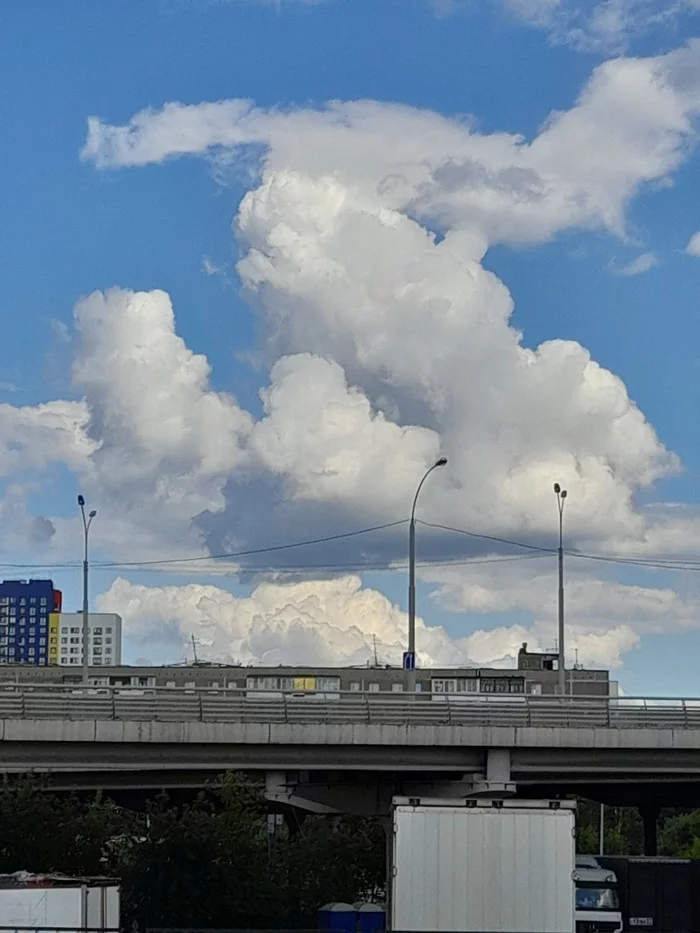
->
<box><xmin>390</xmin><ymin>797</ymin><xmax>576</xmax><ymax>933</ymax></box>
<box><xmin>0</xmin><ymin>872</ymin><xmax>120</xmax><ymax>930</ymax></box>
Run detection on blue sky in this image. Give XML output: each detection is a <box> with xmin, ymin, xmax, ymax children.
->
<box><xmin>3</xmin><ymin>0</ymin><xmax>700</xmax><ymax>692</ymax></box>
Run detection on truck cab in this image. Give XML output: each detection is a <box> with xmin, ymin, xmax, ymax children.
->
<box><xmin>575</xmin><ymin>856</ymin><xmax>623</xmax><ymax>933</ymax></box>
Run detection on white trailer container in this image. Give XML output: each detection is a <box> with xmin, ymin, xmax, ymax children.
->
<box><xmin>390</xmin><ymin>797</ymin><xmax>576</xmax><ymax>933</ymax></box>
<box><xmin>0</xmin><ymin>873</ymin><xmax>120</xmax><ymax>930</ymax></box>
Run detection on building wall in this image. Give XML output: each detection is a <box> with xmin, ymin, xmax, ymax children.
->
<box><xmin>57</xmin><ymin>613</ymin><xmax>122</xmax><ymax>667</ymax></box>
<box><xmin>0</xmin><ymin>579</ymin><xmax>61</xmax><ymax>666</ymax></box>
<box><xmin>0</xmin><ymin>661</ymin><xmax>611</xmax><ymax>694</ymax></box>
<box><xmin>47</xmin><ymin>613</ymin><xmax>60</xmax><ymax>665</ymax></box>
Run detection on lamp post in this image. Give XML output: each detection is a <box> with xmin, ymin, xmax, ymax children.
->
<box><xmin>78</xmin><ymin>495</ymin><xmax>97</xmax><ymax>686</ymax></box>
<box><xmin>553</xmin><ymin>482</ymin><xmax>567</xmax><ymax>696</ymax></box>
<box><xmin>407</xmin><ymin>457</ymin><xmax>447</xmax><ymax>691</ymax></box>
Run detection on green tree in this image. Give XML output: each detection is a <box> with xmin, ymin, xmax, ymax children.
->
<box><xmin>660</xmin><ymin>810</ymin><xmax>700</xmax><ymax>857</ymax></box>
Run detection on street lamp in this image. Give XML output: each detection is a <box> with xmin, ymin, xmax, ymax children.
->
<box><xmin>78</xmin><ymin>495</ymin><xmax>97</xmax><ymax>686</ymax></box>
<box><xmin>407</xmin><ymin>457</ymin><xmax>447</xmax><ymax>691</ymax></box>
<box><xmin>553</xmin><ymin>482</ymin><xmax>567</xmax><ymax>696</ymax></box>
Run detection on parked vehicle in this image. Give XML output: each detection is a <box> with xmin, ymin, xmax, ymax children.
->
<box><xmin>389</xmin><ymin>797</ymin><xmax>576</xmax><ymax>933</ymax></box>
<box><xmin>574</xmin><ymin>856</ymin><xmax>623</xmax><ymax>933</ymax></box>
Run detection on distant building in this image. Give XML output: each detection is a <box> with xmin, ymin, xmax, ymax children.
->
<box><xmin>0</xmin><ymin>658</ymin><xmax>612</xmax><ymax>695</ymax></box>
<box><xmin>57</xmin><ymin>612</ymin><xmax>122</xmax><ymax>667</ymax></box>
<box><xmin>0</xmin><ymin>579</ymin><xmax>62</xmax><ymax>666</ymax></box>
<box><xmin>517</xmin><ymin>643</ymin><xmax>558</xmax><ymax>672</ymax></box>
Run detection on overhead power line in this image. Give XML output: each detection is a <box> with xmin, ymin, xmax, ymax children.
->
<box><xmin>89</xmin><ymin>551</ymin><xmax>553</xmax><ymax>575</ymax></box>
<box><xmin>2</xmin><ymin>515</ymin><xmax>700</xmax><ymax>576</ymax></box>
<box><xmin>95</xmin><ymin>519</ymin><xmax>408</xmax><ymax>568</ymax></box>
<box><xmin>416</xmin><ymin>519</ymin><xmax>557</xmax><ymax>554</ymax></box>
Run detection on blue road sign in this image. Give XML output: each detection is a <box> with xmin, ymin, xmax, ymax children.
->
<box><xmin>402</xmin><ymin>651</ymin><xmax>415</xmax><ymax>671</ymax></box>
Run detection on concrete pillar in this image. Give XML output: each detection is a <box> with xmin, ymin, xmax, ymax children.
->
<box><xmin>486</xmin><ymin>749</ymin><xmax>511</xmax><ymax>785</ymax></box>
<box><xmin>470</xmin><ymin>749</ymin><xmax>515</xmax><ymax>797</ymax></box>
<box><xmin>640</xmin><ymin>805</ymin><xmax>659</xmax><ymax>856</ymax></box>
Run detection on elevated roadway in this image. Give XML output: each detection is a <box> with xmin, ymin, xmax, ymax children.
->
<box><xmin>0</xmin><ymin>687</ymin><xmax>698</xmax><ymax>835</ymax></box>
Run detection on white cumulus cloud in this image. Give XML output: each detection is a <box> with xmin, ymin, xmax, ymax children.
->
<box><xmin>500</xmin><ymin>0</ymin><xmax>691</xmax><ymax>52</ymax></box>
<box><xmin>97</xmin><ymin>571</ymin><xmax>646</xmax><ymax>669</ymax></box>
<box><xmin>614</xmin><ymin>251</ymin><xmax>659</xmax><ymax>276</ymax></box>
<box><xmin>686</xmin><ymin>231</ymin><xmax>700</xmax><ymax>256</ymax></box>
<box><xmin>98</xmin><ymin>575</ymin><xmax>472</xmax><ymax>667</ymax></box>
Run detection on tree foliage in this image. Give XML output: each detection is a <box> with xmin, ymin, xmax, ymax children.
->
<box><xmin>5</xmin><ymin>779</ymin><xmax>700</xmax><ymax>929</ymax></box>
<box><xmin>0</xmin><ymin>776</ymin><xmax>386</xmax><ymax>929</ymax></box>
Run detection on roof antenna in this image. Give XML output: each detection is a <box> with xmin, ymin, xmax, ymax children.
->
<box><xmin>191</xmin><ymin>634</ymin><xmax>199</xmax><ymax>666</ymax></box>
<box><xmin>372</xmin><ymin>634</ymin><xmax>379</xmax><ymax>668</ymax></box>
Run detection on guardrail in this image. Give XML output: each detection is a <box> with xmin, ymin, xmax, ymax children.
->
<box><xmin>0</xmin><ymin>685</ymin><xmax>695</xmax><ymax>729</ymax></box>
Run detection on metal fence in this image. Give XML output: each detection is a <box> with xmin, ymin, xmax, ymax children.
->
<box><xmin>0</xmin><ymin>685</ymin><xmax>695</xmax><ymax>729</ymax></box>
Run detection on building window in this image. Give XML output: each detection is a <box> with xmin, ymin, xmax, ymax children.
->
<box><xmin>105</xmin><ymin>647</ymin><xmax>112</xmax><ymax>655</ymax></box>
<box><xmin>93</xmin><ymin>637</ymin><xmax>102</xmax><ymax>645</ymax></box>
<box><xmin>70</xmin><ymin>648</ymin><xmax>78</xmax><ymax>654</ymax></box>
<box><xmin>61</xmin><ymin>648</ymin><xmax>67</xmax><ymax>654</ymax></box>
<box><xmin>70</xmin><ymin>627</ymin><xmax>79</xmax><ymax>634</ymax></box>
<box><xmin>61</xmin><ymin>637</ymin><xmax>67</xmax><ymax>644</ymax></box>
<box><xmin>316</xmin><ymin>676</ymin><xmax>341</xmax><ymax>692</ymax></box>
<box><xmin>105</xmin><ymin>638</ymin><xmax>112</xmax><ymax>645</ymax></box>
<box><xmin>29</xmin><ymin>598</ymin><xmax>36</xmax><ymax>604</ymax></box>
<box><xmin>106</xmin><ymin>627</ymin><xmax>112</xmax><ymax>634</ymax></box>
<box><xmin>93</xmin><ymin>628</ymin><xmax>102</xmax><ymax>635</ymax></box>
<box><xmin>481</xmin><ymin>678</ymin><xmax>523</xmax><ymax>694</ymax></box>
<box><xmin>432</xmin><ymin>679</ymin><xmax>456</xmax><ymax>693</ymax></box>
<box><xmin>70</xmin><ymin>638</ymin><xmax>79</xmax><ymax>644</ymax></box>
<box><xmin>40</xmin><ymin>598</ymin><xmax>47</xmax><ymax>606</ymax></box>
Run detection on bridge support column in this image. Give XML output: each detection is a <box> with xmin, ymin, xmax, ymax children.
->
<box><xmin>640</xmin><ymin>805</ymin><xmax>659</xmax><ymax>856</ymax></box>
<box><xmin>470</xmin><ymin>749</ymin><xmax>516</xmax><ymax>798</ymax></box>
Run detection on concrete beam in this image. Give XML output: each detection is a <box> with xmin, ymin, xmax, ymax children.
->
<box><xmin>5</xmin><ymin>718</ymin><xmax>700</xmax><ymax>753</ymax></box>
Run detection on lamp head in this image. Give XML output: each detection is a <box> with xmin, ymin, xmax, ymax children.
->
<box><xmin>77</xmin><ymin>495</ymin><xmax>85</xmax><ymax>507</ymax></box>
<box><xmin>561</xmin><ymin>489</ymin><xmax>567</xmax><ymax>500</ymax></box>
<box><xmin>553</xmin><ymin>483</ymin><xmax>561</xmax><ymax>494</ymax></box>
<box><xmin>435</xmin><ymin>457</ymin><xmax>448</xmax><ymax>467</ymax></box>
<box><xmin>89</xmin><ymin>510</ymin><xmax>97</xmax><ymax>519</ymax></box>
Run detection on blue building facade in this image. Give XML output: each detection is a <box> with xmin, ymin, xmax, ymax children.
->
<box><xmin>0</xmin><ymin>580</ymin><xmax>61</xmax><ymax>666</ymax></box>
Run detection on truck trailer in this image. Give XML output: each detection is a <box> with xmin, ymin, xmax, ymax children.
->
<box><xmin>0</xmin><ymin>872</ymin><xmax>120</xmax><ymax>931</ymax></box>
<box><xmin>389</xmin><ymin>797</ymin><xmax>576</xmax><ymax>933</ymax></box>
<box><xmin>597</xmin><ymin>856</ymin><xmax>700</xmax><ymax>933</ymax></box>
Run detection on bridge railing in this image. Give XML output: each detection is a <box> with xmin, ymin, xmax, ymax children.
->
<box><xmin>0</xmin><ymin>684</ymin><xmax>697</xmax><ymax>729</ymax></box>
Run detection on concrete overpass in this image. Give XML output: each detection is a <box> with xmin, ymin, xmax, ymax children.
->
<box><xmin>0</xmin><ymin>686</ymin><xmax>699</xmax><ymax>848</ymax></box>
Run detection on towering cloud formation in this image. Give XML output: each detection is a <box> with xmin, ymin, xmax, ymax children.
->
<box><xmin>6</xmin><ymin>44</ymin><xmax>700</xmax><ymax>667</ymax></box>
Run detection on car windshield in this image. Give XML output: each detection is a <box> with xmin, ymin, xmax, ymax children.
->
<box><xmin>576</xmin><ymin>886</ymin><xmax>620</xmax><ymax>911</ymax></box>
